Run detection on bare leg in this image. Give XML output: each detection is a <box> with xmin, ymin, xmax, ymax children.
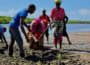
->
<box><xmin>9</xmin><ymin>35</ymin><xmax>15</xmax><ymax>57</ymax></box>
<box><xmin>2</xmin><ymin>34</ymin><xmax>8</xmax><ymax>48</ymax></box>
<box><xmin>59</xmin><ymin>43</ymin><xmax>62</xmax><ymax>49</ymax></box>
<box><xmin>45</xmin><ymin>29</ymin><xmax>49</xmax><ymax>44</ymax></box>
<box><xmin>54</xmin><ymin>38</ymin><xmax>58</xmax><ymax>49</ymax></box>
<box><xmin>65</xmin><ymin>33</ymin><xmax>72</xmax><ymax>45</ymax></box>
<box><xmin>46</xmin><ymin>35</ymin><xmax>49</xmax><ymax>42</ymax></box>
<box><xmin>55</xmin><ymin>44</ymin><xmax>57</xmax><ymax>49</ymax></box>
<box><xmin>59</xmin><ymin>39</ymin><xmax>62</xmax><ymax>49</ymax></box>
<box><xmin>59</xmin><ymin>35</ymin><xmax>63</xmax><ymax>50</ymax></box>
<box><xmin>0</xmin><ymin>35</ymin><xmax>3</xmax><ymax>43</ymax></box>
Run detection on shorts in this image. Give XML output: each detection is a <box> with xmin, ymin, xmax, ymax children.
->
<box><xmin>63</xmin><ymin>24</ymin><xmax>68</xmax><ymax>36</ymax></box>
<box><xmin>63</xmin><ymin>31</ymin><xmax>68</xmax><ymax>36</ymax></box>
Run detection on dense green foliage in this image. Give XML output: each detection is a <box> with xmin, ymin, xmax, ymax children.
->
<box><xmin>0</xmin><ymin>16</ymin><xmax>90</xmax><ymax>24</ymax></box>
<box><xmin>0</xmin><ymin>16</ymin><xmax>34</xmax><ymax>24</ymax></box>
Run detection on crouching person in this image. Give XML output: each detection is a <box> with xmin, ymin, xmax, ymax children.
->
<box><xmin>0</xmin><ymin>25</ymin><xmax>8</xmax><ymax>49</ymax></box>
<box><xmin>27</xmin><ymin>18</ymin><xmax>44</xmax><ymax>50</ymax></box>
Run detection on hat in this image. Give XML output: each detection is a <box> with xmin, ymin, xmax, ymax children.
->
<box><xmin>54</xmin><ymin>0</ymin><xmax>61</xmax><ymax>3</ymax></box>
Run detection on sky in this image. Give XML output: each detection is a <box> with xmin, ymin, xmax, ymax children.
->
<box><xmin>0</xmin><ymin>0</ymin><xmax>90</xmax><ymax>21</ymax></box>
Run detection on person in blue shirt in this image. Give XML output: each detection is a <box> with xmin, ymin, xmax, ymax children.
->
<box><xmin>0</xmin><ymin>25</ymin><xmax>8</xmax><ymax>49</ymax></box>
<box><xmin>9</xmin><ymin>4</ymin><xmax>36</xmax><ymax>57</ymax></box>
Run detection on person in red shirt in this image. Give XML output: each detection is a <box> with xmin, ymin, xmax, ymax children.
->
<box><xmin>50</xmin><ymin>0</ymin><xmax>65</xmax><ymax>49</ymax></box>
<box><xmin>39</xmin><ymin>10</ymin><xmax>50</xmax><ymax>43</ymax></box>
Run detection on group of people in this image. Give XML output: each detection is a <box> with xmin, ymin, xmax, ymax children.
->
<box><xmin>0</xmin><ymin>0</ymin><xmax>72</xmax><ymax>58</ymax></box>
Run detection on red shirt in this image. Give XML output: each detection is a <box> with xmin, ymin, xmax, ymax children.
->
<box><xmin>40</xmin><ymin>15</ymin><xmax>49</xmax><ymax>25</ymax></box>
<box><xmin>51</xmin><ymin>7</ymin><xmax>65</xmax><ymax>20</ymax></box>
<box><xmin>40</xmin><ymin>15</ymin><xmax>50</xmax><ymax>29</ymax></box>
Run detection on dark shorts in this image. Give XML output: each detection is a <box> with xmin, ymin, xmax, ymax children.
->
<box><xmin>63</xmin><ymin>24</ymin><xmax>68</xmax><ymax>36</ymax></box>
<box><xmin>63</xmin><ymin>31</ymin><xmax>68</xmax><ymax>36</ymax></box>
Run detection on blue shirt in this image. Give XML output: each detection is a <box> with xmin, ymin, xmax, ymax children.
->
<box><xmin>10</xmin><ymin>9</ymin><xmax>28</xmax><ymax>28</ymax></box>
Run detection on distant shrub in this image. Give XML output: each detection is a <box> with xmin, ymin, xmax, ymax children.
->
<box><xmin>0</xmin><ymin>16</ymin><xmax>34</xmax><ymax>24</ymax></box>
<box><xmin>0</xmin><ymin>16</ymin><xmax>90</xmax><ymax>24</ymax></box>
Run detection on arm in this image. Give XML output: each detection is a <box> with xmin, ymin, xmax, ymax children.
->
<box><xmin>47</xmin><ymin>16</ymin><xmax>50</xmax><ymax>23</ymax></box>
<box><xmin>47</xmin><ymin>16</ymin><xmax>52</xmax><ymax>29</ymax></box>
<box><xmin>50</xmin><ymin>9</ymin><xmax>57</xmax><ymax>28</ymax></box>
<box><xmin>63</xmin><ymin>16</ymin><xmax>69</xmax><ymax>24</ymax></box>
<box><xmin>23</xmin><ymin>22</ymin><xmax>29</xmax><ymax>30</ymax></box>
<box><xmin>20</xmin><ymin>16</ymin><xmax>29</xmax><ymax>42</ymax></box>
<box><xmin>2</xmin><ymin>33</ymin><xmax>8</xmax><ymax>46</ymax></box>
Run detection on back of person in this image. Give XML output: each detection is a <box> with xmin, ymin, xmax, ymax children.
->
<box><xmin>10</xmin><ymin>9</ymin><xmax>28</xmax><ymax>28</ymax></box>
<box><xmin>29</xmin><ymin>18</ymin><xmax>44</xmax><ymax>49</ymax></box>
<box><xmin>31</xmin><ymin>18</ymin><xmax>44</xmax><ymax>39</ymax></box>
<box><xmin>32</xmin><ymin>19</ymin><xmax>44</xmax><ymax>33</ymax></box>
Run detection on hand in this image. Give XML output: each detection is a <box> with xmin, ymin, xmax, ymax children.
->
<box><xmin>26</xmin><ymin>37</ymin><xmax>30</xmax><ymax>43</ymax></box>
<box><xmin>34</xmin><ymin>38</ymin><xmax>38</xmax><ymax>43</ymax></box>
<box><xmin>49</xmin><ymin>26</ymin><xmax>52</xmax><ymax>30</ymax></box>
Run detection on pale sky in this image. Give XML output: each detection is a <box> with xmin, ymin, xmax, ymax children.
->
<box><xmin>0</xmin><ymin>0</ymin><xmax>90</xmax><ymax>20</ymax></box>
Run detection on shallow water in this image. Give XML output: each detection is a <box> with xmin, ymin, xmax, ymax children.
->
<box><xmin>67</xmin><ymin>24</ymin><xmax>90</xmax><ymax>32</ymax></box>
<box><xmin>1</xmin><ymin>24</ymin><xmax>90</xmax><ymax>38</ymax></box>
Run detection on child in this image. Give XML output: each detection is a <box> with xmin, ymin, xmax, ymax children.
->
<box><xmin>50</xmin><ymin>0</ymin><xmax>66</xmax><ymax>49</ymax></box>
<box><xmin>27</xmin><ymin>18</ymin><xmax>44</xmax><ymax>49</ymax></box>
<box><xmin>0</xmin><ymin>25</ymin><xmax>8</xmax><ymax>49</ymax></box>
